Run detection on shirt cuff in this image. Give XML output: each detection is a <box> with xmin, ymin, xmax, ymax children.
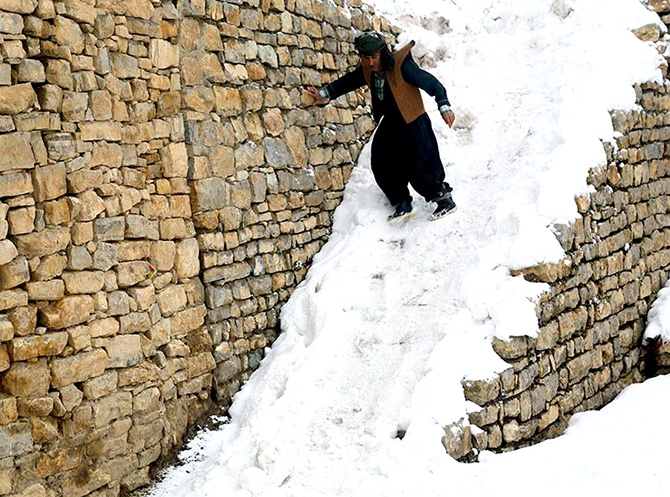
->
<box><xmin>439</xmin><ymin>104</ymin><xmax>452</xmax><ymax>115</ymax></box>
<box><xmin>319</xmin><ymin>88</ymin><xmax>330</xmax><ymax>100</ymax></box>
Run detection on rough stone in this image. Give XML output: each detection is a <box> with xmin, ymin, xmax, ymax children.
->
<box><xmin>0</xmin><ymin>84</ymin><xmax>37</xmax><ymax>115</ymax></box>
<box><xmin>0</xmin><ymin>132</ymin><xmax>35</xmax><ymax>172</ymax></box>
<box><xmin>39</xmin><ymin>295</ymin><xmax>95</xmax><ymax>329</ymax></box>
<box><xmin>51</xmin><ymin>348</ymin><xmax>108</xmax><ymax>388</ymax></box>
<box><xmin>2</xmin><ymin>359</ymin><xmax>50</xmax><ymax>397</ymax></box>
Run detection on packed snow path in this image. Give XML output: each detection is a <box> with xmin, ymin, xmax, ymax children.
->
<box><xmin>144</xmin><ymin>1</ymin><xmax>665</xmax><ymax>496</ymax></box>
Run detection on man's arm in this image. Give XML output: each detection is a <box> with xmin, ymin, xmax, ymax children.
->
<box><xmin>306</xmin><ymin>66</ymin><xmax>367</xmax><ymax>105</ymax></box>
<box><xmin>401</xmin><ymin>54</ymin><xmax>455</xmax><ymax>127</ymax></box>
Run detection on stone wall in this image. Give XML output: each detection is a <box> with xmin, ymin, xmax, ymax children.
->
<box><xmin>0</xmin><ymin>0</ymin><xmax>392</xmax><ymax>495</ymax></box>
<box><xmin>443</xmin><ymin>7</ymin><xmax>670</xmax><ymax>460</ymax></box>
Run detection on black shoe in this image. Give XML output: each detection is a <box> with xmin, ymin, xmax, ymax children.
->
<box><xmin>432</xmin><ymin>183</ymin><xmax>453</xmax><ymax>202</ymax></box>
<box><xmin>431</xmin><ymin>194</ymin><xmax>457</xmax><ymax>220</ymax></box>
<box><xmin>388</xmin><ymin>197</ymin><xmax>413</xmax><ymax>222</ymax></box>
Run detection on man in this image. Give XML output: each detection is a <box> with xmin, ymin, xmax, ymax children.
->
<box><xmin>306</xmin><ymin>31</ymin><xmax>457</xmax><ymax>221</ymax></box>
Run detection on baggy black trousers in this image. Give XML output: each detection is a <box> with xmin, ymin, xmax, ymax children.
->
<box><xmin>370</xmin><ymin>112</ymin><xmax>446</xmax><ymax>206</ymax></box>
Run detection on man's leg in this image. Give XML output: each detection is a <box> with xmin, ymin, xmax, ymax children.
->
<box><xmin>370</xmin><ymin>119</ymin><xmax>412</xmax><ymax>206</ymax></box>
<box><xmin>406</xmin><ymin>114</ymin><xmax>450</xmax><ymax>201</ymax></box>
<box><xmin>407</xmin><ymin>115</ymin><xmax>457</xmax><ymax>218</ymax></box>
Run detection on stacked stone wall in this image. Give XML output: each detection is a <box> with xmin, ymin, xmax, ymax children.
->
<box><xmin>0</xmin><ymin>0</ymin><xmax>392</xmax><ymax>495</ymax></box>
<box><xmin>444</xmin><ymin>9</ymin><xmax>670</xmax><ymax>460</ymax></box>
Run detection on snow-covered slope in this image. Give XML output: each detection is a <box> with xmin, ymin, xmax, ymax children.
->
<box><xmin>144</xmin><ymin>1</ymin><xmax>669</xmax><ymax>496</ymax></box>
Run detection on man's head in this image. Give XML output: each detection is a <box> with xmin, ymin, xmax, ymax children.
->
<box><xmin>354</xmin><ymin>31</ymin><xmax>386</xmax><ymax>56</ymax></box>
<box><xmin>354</xmin><ymin>31</ymin><xmax>394</xmax><ymax>73</ymax></box>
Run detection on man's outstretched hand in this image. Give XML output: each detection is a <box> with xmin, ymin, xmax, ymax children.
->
<box><xmin>306</xmin><ymin>86</ymin><xmax>325</xmax><ymax>106</ymax></box>
<box><xmin>442</xmin><ymin>111</ymin><xmax>455</xmax><ymax>128</ymax></box>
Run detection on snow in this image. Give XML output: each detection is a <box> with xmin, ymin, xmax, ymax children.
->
<box><xmin>144</xmin><ymin>1</ymin><xmax>670</xmax><ymax>496</ymax></box>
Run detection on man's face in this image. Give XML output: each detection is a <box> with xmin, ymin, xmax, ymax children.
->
<box><xmin>362</xmin><ymin>52</ymin><xmax>382</xmax><ymax>73</ymax></box>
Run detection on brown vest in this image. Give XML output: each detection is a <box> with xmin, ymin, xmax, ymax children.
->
<box><xmin>362</xmin><ymin>41</ymin><xmax>425</xmax><ymax>124</ymax></box>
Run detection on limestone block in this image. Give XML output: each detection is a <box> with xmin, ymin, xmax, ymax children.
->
<box><xmin>203</xmin><ymin>261</ymin><xmax>251</xmax><ymax>284</ymax></box>
<box><xmin>62</xmin><ymin>0</ymin><xmax>96</xmax><ymax>25</ymax></box>
<box><xmin>110</xmin><ymin>51</ymin><xmax>141</xmax><ymax>79</ymax></box>
<box><xmin>264</xmin><ymin>137</ymin><xmax>291</xmax><ymax>167</ymax></box>
<box><xmin>157</xmin><ymin>285</ymin><xmax>187</xmax><ymax>316</ymax></box>
<box><xmin>133</xmin><ymin>386</ymin><xmax>160</xmax><ymax>414</ymax></box>
<box><xmin>36</xmin><ymin>447</ymin><xmax>84</xmax><ymax>479</ymax></box>
<box><xmin>61</xmin><ymin>91</ymin><xmax>88</xmax><ymax>122</ymax></box>
<box><xmin>0</xmin><ymin>394</ymin><xmax>17</xmax><ymax>424</ymax></box>
<box><xmin>0</xmin><ymin>344</ymin><xmax>7</xmax><ymax>372</ymax></box>
<box><xmin>108</xmin><ymin>290</ymin><xmax>131</xmax><ymax>316</ymax></box>
<box><xmin>82</xmin><ymin>370</ymin><xmax>117</xmax><ymax>401</ymax></box>
<box><xmin>2</xmin><ymin>359</ymin><xmax>50</xmax><ymax>396</ymax></box>
<box><xmin>60</xmin><ymin>468</ymin><xmax>111</xmax><ymax>497</ymax></box>
<box><xmin>0</xmin><ymin>255</ymin><xmax>29</xmax><ymax>290</ymax></box>
<box><xmin>168</xmin><ymin>195</ymin><xmax>191</xmax><ymax>219</ymax></box>
<box><xmin>126</xmin><ymin>214</ymin><xmax>159</xmax><ymax>239</ymax></box>
<box><xmin>95</xmin><ymin>216</ymin><xmax>125</xmax><ymax>241</ymax></box>
<box><xmin>62</xmin><ymin>270</ymin><xmax>105</xmax><ymax>294</ymax></box>
<box><xmin>42</xmin><ymin>197</ymin><xmax>70</xmax><ymax>226</ymax></box>
<box><xmin>90</xmin><ymin>142</ymin><xmax>123</xmax><ymax>168</ymax></box>
<box><xmin>51</xmin><ymin>348</ymin><xmax>107</xmax><ymax>388</ymax></box>
<box><xmin>0</xmin><ymin>12</ymin><xmax>23</xmax><ymax>35</ymax></box>
<box><xmin>79</xmin><ymin>121</ymin><xmax>122</xmax><ymax>141</ymax></box>
<box><xmin>230</xmin><ymin>182</ymin><xmax>251</xmax><ymax>210</ymax></box>
<box><xmin>33</xmin><ymin>163</ymin><xmax>67</xmax><ymax>201</ymax></box>
<box><xmin>186</xmin><ymin>352</ymin><xmax>215</xmax><ymax>379</ymax></box>
<box><xmin>0</xmin><ymin>420</ymin><xmax>32</xmax><ymax>459</ymax></box>
<box><xmin>54</xmin><ymin>16</ymin><xmax>84</xmax><ymax>54</ymax></box>
<box><xmin>150</xmin><ymin>39</ymin><xmax>179</xmax><ymax>69</ymax></box>
<box><xmin>15</xmin><ymin>226</ymin><xmax>70</xmax><ymax>258</ymax></box>
<box><xmin>46</xmin><ymin>59</ymin><xmax>72</xmax><ymax>89</ymax></box>
<box><xmin>89</xmin><ymin>317</ymin><xmax>120</xmax><ymax>339</ymax></box>
<box><xmin>46</xmin><ymin>133</ymin><xmax>76</xmax><ymax>161</ymax></box>
<box><xmin>7</xmin><ymin>306</ymin><xmax>36</xmax><ymax>338</ymax></box>
<box><xmin>67</xmin><ymin>167</ymin><xmax>104</xmax><ymax>193</ymax></box>
<box><xmin>119</xmin><ymin>312</ymin><xmax>151</xmax><ymax>334</ymax></box>
<box><xmin>0</xmin><ymin>316</ymin><xmax>12</xmax><ymax>342</ymax></box>
<box><xmin>492</xmin><ymin>335</ymin><xmax>529</xmax><ymax>361</ymax></box>
<box><xmin>647</xmin><ymin>0</ymin><xmax>670</xmax><ymax>13</ymax></box>
<box><xmin>566</xmin><ymin>353</ymin><xmax>592</xmax><ymax>386</ymax></box>
<box><xmin>92</xmin><ymin>391</ymin><xmax>132</xmax><ymax>428</ymax></box>
<box><xmin>0</xmin><ymin>132</ymin><xmax>35</xmax><ymax>172</ymax></box>
<box><xmin>160</xmin><ymin>142</ymin><xmax>188</xmax><ymax>178</ymax></box>
<box><xmin>67</xmin><ymin>245</ymin><xmax>93</xmax><ymax>271</ymax></box>
<box><xmin>213</xmin><ymin>87</ymin><xmax>242</xmax><ymax>117</ymax></box>
<box><xmin>442</xmin><ymin>418</ymin><xmax>472</xmax><ymax>460</ymax></box>
<box><xmin>0</xmin><ymin>0</ymin><xmax>37</xmax><ymax>14</ymax></box>
<box><xmin>286</xmin><ymin>127</ymin><xmax>309</xmax><ymax>168</ymax></box>
<box><xmin>67</xmin><ymin>324</ymin><xmax>91</xmax><ymax>352</ymax></box>
<box><xmin>17</xmin><ymin>396</ymin><xmax>53</xmax><ymax>420</ymax></box>
<box><xmin>191</xmin><ymin>177</ymin><xmax>228</xmax><ymax>212</ymax></box>
<box><xmin>0</xmin><ymin>239</ymin><xmax>18</xmax><ymax>266</ymax></box>
<box><xmin>16</xmin><ymin>60</ymin><xmax>45</xmax><ymax>87</ymax></box>
<box><xmin>0</xmin><ymin>63</ymin><xmax>9</xmax><ymax>86</ymax></box>
<box><xmin>117</xmin><ymin>260</ymin><xmax>151</xmax><ymax>288</ymax></box>
<box><xmin>9</xmin><ymin>332</ymin><xmax>68</xmax><ymax>362</ymax></box>
<box><xmin>0</xmin><ymin>171</ymin><xmax>33</xmax><ymax>198</ymax></box>
<box><xmin>175</xmin><ymin>238</ymin><xmax>200</xmax><ymax>279</ymax></box>
<box><xmin>8</xmin><ymin>205</ymin><xmax>36</xmax><ymax>235</ymax></box>
<box><xmin>146</xmin><ymin>318</ymin><xmax>170</xmax><ymax>348</ymax></box>
<box><xmin>32</xmin><ymin>254</ymin><xmax>66</xmax><ymax>283</ymax></box>
<box><xmin>120</xmin><ymin>0</ymin><xmax>154</xmax><ymax>19</ymax></box>
<box><xmin>104</xmin><ymin>335</ymin><xmax>142</xmax><ymax>369</ymax></box>
<box><xmin>235</xmin><ymin>141</ymin><xmax>265</xmax><ymax>169</ymax></box>
<box><xmin>1</xmin><ymin>39</ymin><xmax>25</xmax><ymax>63</ymax></box>
<box><xmin>462</xmin><ymin>377</ymin><xmax>501</xmax><ymax>406</ymax></box>
<box><xmin>39</xmin><ymin>295</ymin><xmax>95</xmax><ymax>329</ymax></box>
<box><xmin>169</xmin><ymin>304</ymin><xmax>206</xmax><ymax>337</ymax></box>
